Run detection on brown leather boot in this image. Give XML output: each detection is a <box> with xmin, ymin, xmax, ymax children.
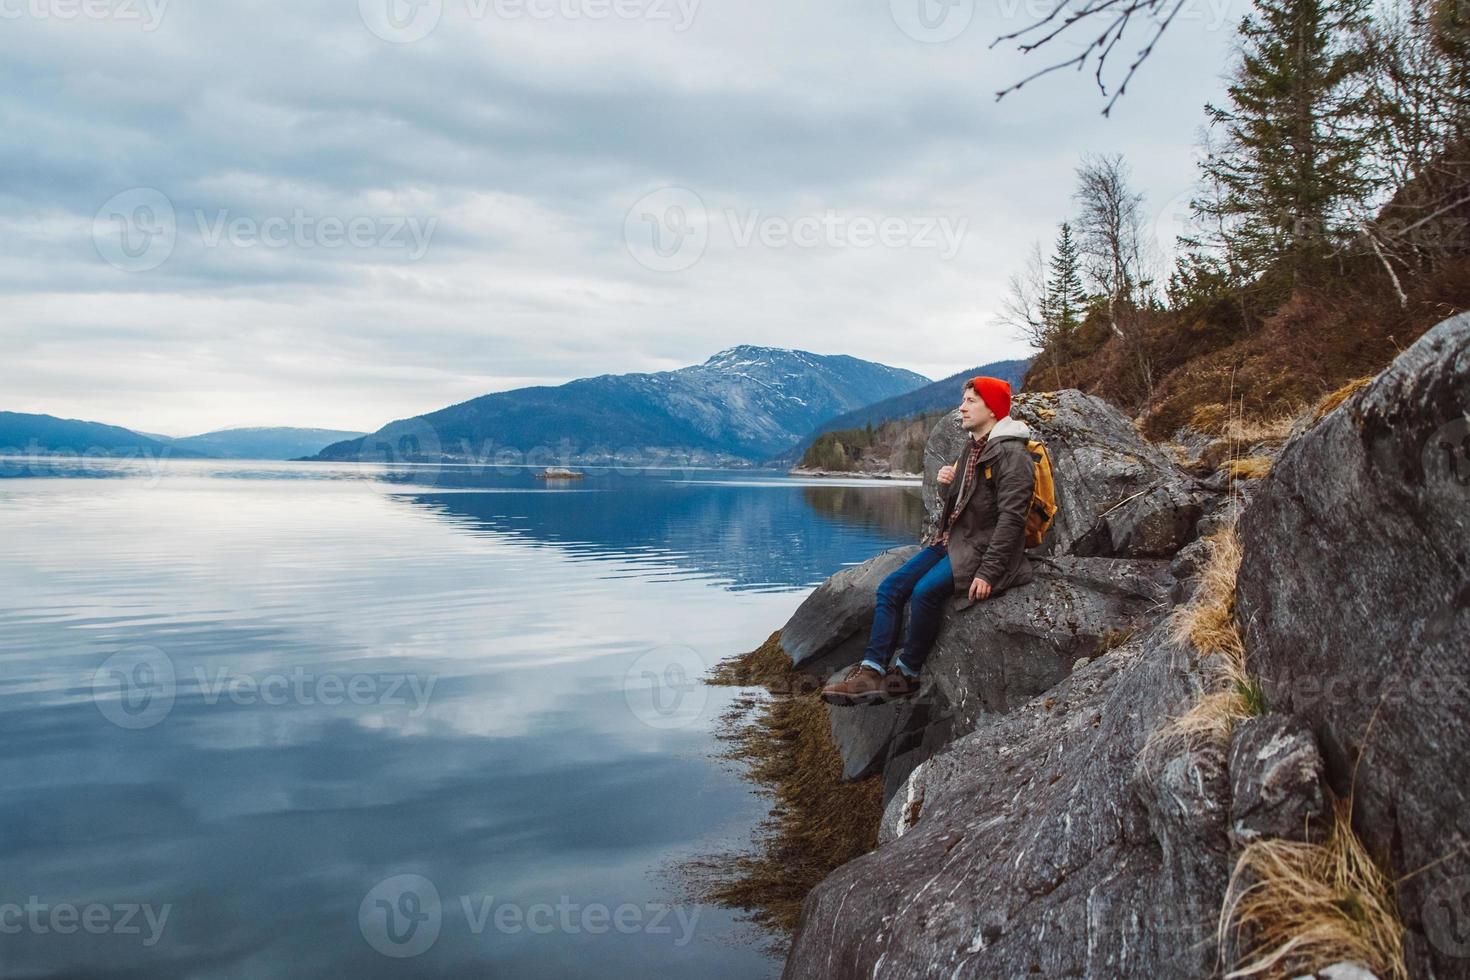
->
<box><xmin>820</xmin><ymin>664</ymin><xmax>886</xmax><ymax>707</ymax></box>
<box><xmin>882</xmin><ymin>666</ymin><xmax>921</xmax><ymax>700</ymax></box>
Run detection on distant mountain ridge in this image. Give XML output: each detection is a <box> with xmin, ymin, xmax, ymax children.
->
<box><xmin>768</xmin><ymin>357</ymin><xmax>1032</xmax><ymax>466</ymax></box>
<box><xmin>0</xmin><ymin>413</ymin><xmax>362</xmax><ymax>460</ymax></box>
<box><xmin>314</xmin><ymin>346</ymin><xmax>934</xmax><ymax>465</ymax></box>
<box><xmin>168</xmin><ymin>427</ymin><xmax>366</xmax><ymax>460</ymax></box>
<box><xmin>0</xmin><ymin>412</ymin><xmax>199</xmax><ymax>458</ymax></box>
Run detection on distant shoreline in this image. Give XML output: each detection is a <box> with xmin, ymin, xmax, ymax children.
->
<box><xmin>787</xmin><ymin>467</ymin><xmax>921</xmax><ymax>481</ymax></box>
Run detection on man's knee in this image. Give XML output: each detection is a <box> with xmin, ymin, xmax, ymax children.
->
<box><xmin>912</xmin><ymin>579</ymin><xmax>951</xmax><ymax>607</ymax></box>
<box><xmin>876</xmin><ymin>571</ymin><xmax>909</xmax><ymax>602</ymax></box>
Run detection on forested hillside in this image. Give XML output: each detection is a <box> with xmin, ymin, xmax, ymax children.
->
<box><xmin>1001</xmin><ymin>0</ymin><xmax>1467</xmax><ymax>439</ymax></box>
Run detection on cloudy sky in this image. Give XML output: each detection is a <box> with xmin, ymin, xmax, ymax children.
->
<box><xmin>1</xmin><ymin>0</ymin><xmax>1243</xmax><ymax>436</ymax></box>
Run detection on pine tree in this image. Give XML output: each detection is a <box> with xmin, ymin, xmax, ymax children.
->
<box><xmin>1196</xmin><ymin>0</ymin><xmax>1373</xmax><ymax>287</ymax></box>
<box><xmin>1044</xmin><ymin>222</ymin><xmax>1088</xmax><ymax>346</ymax></box>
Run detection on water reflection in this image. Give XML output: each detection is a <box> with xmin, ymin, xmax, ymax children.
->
<box><xmin>393</xmin><ymin>473</ymin><xmax>924</xmax><ymax>592</ymax></box>
<box><xmin>0</xmin><ymin>460</ymin><xmax>918</xmax><ymax>978</ymax></box>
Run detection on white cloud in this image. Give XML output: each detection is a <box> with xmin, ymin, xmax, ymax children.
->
<box><xmin>0</xmin><ymin>0</ymin><xmax>1241</xmax><ymax>435</ymax></box>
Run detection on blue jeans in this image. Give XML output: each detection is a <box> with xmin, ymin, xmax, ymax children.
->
<box><xmin>859</xmin><ymin>544</ymin><xmax>954</xmax><ymax>678</ymax></box>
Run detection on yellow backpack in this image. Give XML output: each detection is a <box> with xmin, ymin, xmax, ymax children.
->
<box><xmin>979</xmin><ymin>439</ymin><xmax>1058</xmax><ymax>549</ymax></box>
<box><xmin>1021</xmin><ymin>440</ymin><xmax>1058</xmax><ymax>549</ymax></box>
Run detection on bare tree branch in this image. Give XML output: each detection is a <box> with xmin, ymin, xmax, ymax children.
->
<box><xmin>993</xmin><ymin>0</ymin><xmax>1194</xmax><ymax>115</ymax></box>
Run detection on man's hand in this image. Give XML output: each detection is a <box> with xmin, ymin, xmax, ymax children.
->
<box><xmin>937</xmin><ymin>464</ymin><xmax>956</xmax><ymax>485</ymax></box>
<box><xmin>968</xmin><ymin>576</ymin><xmax>992</xmax><ymax>601</ymax></box>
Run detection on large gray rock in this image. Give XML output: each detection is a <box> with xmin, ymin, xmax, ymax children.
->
<box><xmin>788</xmin><ymin>617</ymin><xmax>1230</xmax><ymax>979</ymax></box>
<box><xmin>1133</xmin><ymin>699</ymin><xmax>1233</xmax><ymax>970</ymax></box>
<box><xmin>824</xmin><ymin>667</ymin><xmax>927</xmax><ymax>781</ymax></box>
<box><xmin>822</xmin><ymin>556</ymin><xmax>1170</xmax><ymax>786</ymax></box>
<box><xmin>781</xmin><ymin>545</ymin><xmax>919</xmax><ymax>677</ymax></box>
<box><xmin>1235</xmin><ymin>312</ymin><xmax>1470</xmax><ymax>977</ymax></box>
<box><xmin>1168</xmin><ymin>535</ymin><xmax>1214</xmax><ymax>604</ymax></box>
<box><xmin>1228</xmin><ymin>713</ymin><xmax>1325</xmax><ymax>848</ymax></box>
<box><xmin>923</xmin><ymin>555</ymin><xmax>1171</xmax><ymax>733</ymax></box>
<box><xmin>921</xmin><ymin>390</ymin><xmax>1205</xmax><ymax>559</ymax></box>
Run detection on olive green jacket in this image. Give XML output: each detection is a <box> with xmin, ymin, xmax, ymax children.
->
<box><xmin>927</xmin><ymin>416</ymin><xmax>1037</xmax><ymax>607</ymax></box>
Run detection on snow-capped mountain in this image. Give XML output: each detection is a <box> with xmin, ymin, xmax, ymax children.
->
<box><xmin>313</xmin><ymin>346</ymin><xmax>932</xmax><ymax>464</ymax></box>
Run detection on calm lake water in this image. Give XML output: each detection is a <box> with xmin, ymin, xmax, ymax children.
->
<box><xmin>0</xmin><ymin>457</ymin><xmax>924</xmax><ymax>979</ymax></box>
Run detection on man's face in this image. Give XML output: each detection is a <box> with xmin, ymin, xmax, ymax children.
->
<box><xmin>959</xmin><ymin>387</ymin><xmax>996</xmax><ymax>432</ymax></box>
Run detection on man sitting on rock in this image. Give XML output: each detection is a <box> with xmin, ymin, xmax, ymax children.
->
<box><xmin>821</xmin><ymin>376</ymin><xmax>1036</xmax><ymax>706</ymax></box>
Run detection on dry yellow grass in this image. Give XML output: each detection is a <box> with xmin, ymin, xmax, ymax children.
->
<box><xmin>1228</xmin><ymin>456</ymin><xmax>1274</xmax><ymax>481</ymax></box>
<box><xmin>706</xmin><ymin>630</ymin><xmax>799</xmax><ymax>688</ymax></box>
<box><xmin>1189</xmin><ymin>403</ymin><xmax>1299</xmax><ymax>445</ymax></box>
<box><xmin>1157</xmin><ymin>527</ymin><xmax>1406</xmax><ymax>979</ymax></box>
<box><xmin>1189</xmin><ymin>402</ymin><xmax>1234</xmax><ymax>433</ymax></box>
<box><xmin>1225</xmin><ymin>412</ymin><xmax>1298</xmax><ymax>446</ymax></box>
<box><xmin>1312</xmin><ymin>376</ymin><xmax>1374</xmax><ymax>422</ymax></box>
<box><xmin>1221</xmin><ymin>800</ymin><xmax>1406</xmax><ymax>979</ymax></box>
<box><xmin>1142</xmin><ymin>526</ymin><xmax>1261</xmax><ymax>769</ymax></box>
<box><xmin>1169</xmin><ymin>526</ymin><xmax>1246</xmax><ymax>663</ymax></box>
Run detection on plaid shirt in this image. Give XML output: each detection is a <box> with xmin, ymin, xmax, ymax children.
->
<box><xmin>939</xmin><ymin>433</ymin><xmax>988</xmax><ymax>547</ymax></box>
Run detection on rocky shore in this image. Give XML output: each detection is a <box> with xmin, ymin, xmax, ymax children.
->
<box><xmin>751</xmin><ymin>312</ymin><xmax>1469</xmax><ymax>978</ymax></box>
<box><xmin>786</xmin><ymin>468</ymin><xmax>922</xmax><ymax>480</ymax></box>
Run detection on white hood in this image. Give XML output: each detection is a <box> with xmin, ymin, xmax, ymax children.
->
<box><xmin>986</xmin><ymin>415</ymin><xmax>1032</xmax><ymax>443</ymax></box>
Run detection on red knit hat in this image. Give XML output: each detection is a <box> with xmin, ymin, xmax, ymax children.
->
<box><xmin>967</xmin><ymin>376</ymin><xmax>1012</xmax><ymax>420</ymax></box>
